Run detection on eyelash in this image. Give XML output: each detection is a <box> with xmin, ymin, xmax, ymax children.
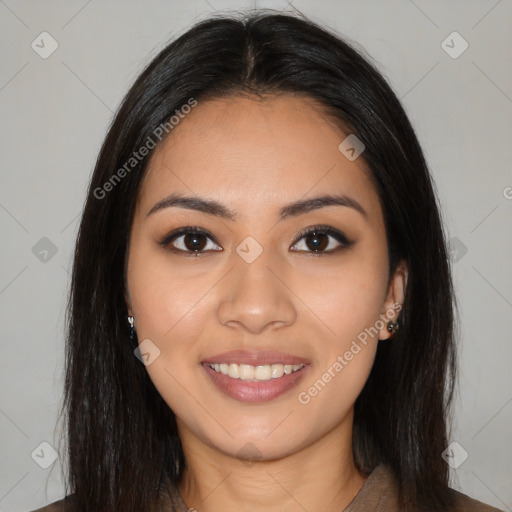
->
<box><xmin>159</xmin><ymin>225</ymin><xmax>353</xmax><ymax>258</ymax></box>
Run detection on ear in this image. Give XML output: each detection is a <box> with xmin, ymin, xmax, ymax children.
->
<box><xmin>378</xmin><ymin>260</ymin><xmax>408</xmax><ymax>340</ymax></box>
<box><xmin>124</xmin><ymin>287</ymin><xmax>133</xmax><ymax>317</ymax></box>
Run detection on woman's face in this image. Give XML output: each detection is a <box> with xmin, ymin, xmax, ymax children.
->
<box><xmin>125</xmin><ymin>95</ymin><xmax>406</xmax><ymax>462</ymax></box>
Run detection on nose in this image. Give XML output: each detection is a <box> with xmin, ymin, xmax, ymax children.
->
<box><xmin>216</xmin><ymin>249</ymin><xmax>297</xmax><ymax>334</ymax></box>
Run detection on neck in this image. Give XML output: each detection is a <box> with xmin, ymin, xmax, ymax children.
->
<box><xmin>176</xmin><ymin>413</ymin><xmax>366</xmax><ymax>512</ymax></box>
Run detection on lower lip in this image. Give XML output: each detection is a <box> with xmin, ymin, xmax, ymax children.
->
<box><xmin>202</xmin><ymin>363</ymin><xmax>310</xmax><ymax>403</ymax></box>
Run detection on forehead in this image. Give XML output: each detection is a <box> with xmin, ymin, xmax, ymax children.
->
<box><xmin>137</xmin><ymin>95</ymin><xmax>381</xmax><ymax>221</ymax></box>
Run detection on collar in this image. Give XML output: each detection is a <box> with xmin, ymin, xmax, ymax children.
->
<box><xmin>159</xmin><ymin>463</ymin><xmax>399</xmax><ymax>511</ymax></box>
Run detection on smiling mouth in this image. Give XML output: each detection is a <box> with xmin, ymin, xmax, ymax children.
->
<box><xmin>203</xmin><ymin>361</ymin><xmax>310</xmax><ymax>403</ymax></box>
<box><xmin>208</xmin><ymin>362</ymin><xmax>305</xmax><ymax>382</ymax></box>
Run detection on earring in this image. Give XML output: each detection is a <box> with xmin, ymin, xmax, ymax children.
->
<box><xmin>128</xmin><ymin>316</ymin><xmax>135</xmax><ymax>340</ymax></box>
<box><xmin>387</xmin><ymin>320</ymin><xmax>399</xmax><ymax>336</ymax></box>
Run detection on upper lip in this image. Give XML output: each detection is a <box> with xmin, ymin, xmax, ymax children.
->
<box><xmin>202</xmin><ymin>350</ymin><xmax>310</xmax><ymax>366</ymax></box>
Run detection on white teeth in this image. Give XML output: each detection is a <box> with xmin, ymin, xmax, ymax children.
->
<box><xmin>228</xmin><ymin>363</ymin><xmax>240</xmax><ymax>379</ymax></box>
<box><xmin>208</xmin><ymin>362</ymin><xmax>305</xmax><ymax>381</ymax></box>
<box><xmin>255</xmin><ymin>365</ymin><xmax>271</xmax><ymax>380</ymax></box>
<box><xmin>271</xmin><ymin>364</ymin><xmax>284</xmax><ymax>378</ymax></box>
<box><xmin>240</xmin><ymin>364</ymin><xmax>255</xmax><ymax>380</ymax></box>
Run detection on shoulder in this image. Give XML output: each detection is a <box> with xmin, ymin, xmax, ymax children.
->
<box><xmin>349</xmin><ymin>464</ymin><xmax>504</xmax><ymax>512</ymax></box>
<box><xmin>449</xmin><ymin>488</ymin><xmax>505</xmax><ymax>512</ymax></box>
<box><xmin>26</xmin><ymin>495</ymin><xmax>78</xmax><ymax>512</ymax></box>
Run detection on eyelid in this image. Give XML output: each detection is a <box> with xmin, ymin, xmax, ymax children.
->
<box><xmin>158</xmin><ymin>226</ymin><xmax>222</xmax><ymax>256</ymax></box>
<box><xmin>290</xmin><ymin>224</ymin><xmax>353</xmax><ymax>253</ymax></box>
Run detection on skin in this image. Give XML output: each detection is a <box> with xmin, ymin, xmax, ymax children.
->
<box><xmin>125</xmin><ymin>95</ymin><xmax>407</xmax><ymax>512</ymax></box>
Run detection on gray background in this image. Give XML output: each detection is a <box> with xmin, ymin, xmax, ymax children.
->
<box><xmin>0</xmin><ymin>1</ymin><xmax>511</xmax><ymax>511</ymax></box>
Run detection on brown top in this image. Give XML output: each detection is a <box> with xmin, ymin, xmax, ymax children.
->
<box><xmin>29</xmin><ymin>464</ymin><xmax>504</xmax><ymax>512</ymax></box>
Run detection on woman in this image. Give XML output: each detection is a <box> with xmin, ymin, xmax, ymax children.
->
<box><xmin>30</xmin><ymin>10</ymin><xmax>503</xmax><ymax>512</ymax></box>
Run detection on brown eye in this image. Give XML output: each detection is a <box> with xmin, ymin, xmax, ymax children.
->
<box><xmin>181</xmin><ymin>233</ymin><xmax>208</xmax><ymax>251</ymax></box>
<box><xmin>291</xmin><ymin>226</ymin><xmax>353</xmax><ymax>254</ymax></box>
<box><xmin>160</xmin><ymin>227</ymin><xmax>222</xmax><ymax>256</ymax></box>
<box><xmin>304</xmin><ymin>232</ymin><xmax>330</xmax><ymax>251</ymax></box>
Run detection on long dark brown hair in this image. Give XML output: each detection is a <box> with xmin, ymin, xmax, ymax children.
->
<box><xmin>55</xmin><ymin>9</ymin><xmax>457</xmax><ymax>511</ymax></box>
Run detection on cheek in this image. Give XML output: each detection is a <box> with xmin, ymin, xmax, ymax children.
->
<box><xmin>127</xmin><ymin>237</ymin><xmax>211</xmax><ymax>346</ymax></box>
<box><xmin>301</xmin><ymin>251</ymin><xmax>389</xmax><ymax>349</ymax></box>
<box><xmin>324</xmin><ymin>284</ymin><xmax>385</xmax><ymax>348</ymax></box>
<box><xmin>127</xmin><ymin>247</ymin><xmax>212</xmax><ymax>420</ymax></box>
<box><xmin>293</xmin><ymin>252</ymin><xmax>387</xmax><ymax>402</ymax></box>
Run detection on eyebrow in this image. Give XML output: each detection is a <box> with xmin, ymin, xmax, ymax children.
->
<box><xmin>145</xmin><ymin>193</ymin><xmax>368</xmax><ymax>221</ymax></box>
